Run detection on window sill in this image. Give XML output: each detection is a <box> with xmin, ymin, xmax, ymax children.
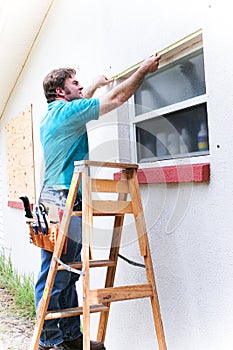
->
<box><xmin>114</xmin><ymin>163</ymin><xmax>210</xmax><ymax>184</ymax></box>
<box><xmin>8</xmin><ymin>200</ymin><xmax>33</xmax><ymax>210</ymax></box>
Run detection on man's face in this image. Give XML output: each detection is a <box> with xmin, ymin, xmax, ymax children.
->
<box><xmin>62</xmin><ymin>75</ymin><xmax>84</xmax><ymax>101</ymax></box>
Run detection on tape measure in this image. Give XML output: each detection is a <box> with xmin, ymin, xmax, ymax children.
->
<box><xmin>112</xmin><ymin>28</ymin><xmax>202</xmax><ymax>80</ymax></box>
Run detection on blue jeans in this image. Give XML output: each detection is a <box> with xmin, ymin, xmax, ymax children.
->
<box><xmin>35</xmin><ymin>186</ymin><xmax>83</xmax><ymax>347</ymax></box>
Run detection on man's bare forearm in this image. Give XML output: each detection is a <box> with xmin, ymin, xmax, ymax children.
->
<box><xmin>83</xmin><ymin>75</ymin><xmax>114</xmax><ymax>98</ymax></box>
<box><xmin>82</xmin><ymin>83</ymin><xmax>99</xmax><ymax>98</ymax></box>
<box><xmin>99</xmin><ymin>54</ymin><xmax>161</xmax><ymax>116</ymax></box>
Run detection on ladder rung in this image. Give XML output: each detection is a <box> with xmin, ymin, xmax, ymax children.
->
<box><xmin>72</xmin><ymin>200</ymin><xmax>133</xmax><ymax>217</ymax></box>
<box><xmin>89</xmin><ymin>284</ymin><xmax>153</xmax><ymax>304</ymax></box>
<box><xmin>72</xmin><ymin>211</ymin><xmax>126</xmax><ymax>217</ymax></box>
<box><xmin>57</xmin><ymin>259</ymin><xmax>117</xmax><ymax>271</ymax></box>
<box><xmin>45</xmin><ymin>304</ymin><xmax>109</xmax><ymax>320</ymax></box>
<box><xmin>92</xmin><ymin>200</ymin><xmax>133</xmax><ymax>215</ymax></box>
<box><xmin>92</xmin><ymin>179</ymin><xmax>129</xmax><ymax>193</ymax></box>
<box><xmin>72</xmin><ymin>211</ymin><xmax>82</xmax><ymax>216</ymax></box>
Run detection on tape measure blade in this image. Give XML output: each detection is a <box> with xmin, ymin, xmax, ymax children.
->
<box><xmin>112</xmin><ymin>29</ymin><xmax>202</xmax><ymax>80</ymax></box>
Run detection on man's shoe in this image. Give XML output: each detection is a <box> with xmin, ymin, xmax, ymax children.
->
<box><xmin>38</xmin><ymin>342</ymin><xmax>71</xmax><ymax>350</ymax></box>
<box><xmin>65</xmin><ymin>335</ymin><xmax>106</xmax><ymax>350</ymax></box>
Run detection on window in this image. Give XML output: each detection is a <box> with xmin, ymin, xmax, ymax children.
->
<box><xmin>130</xmin><ymin>31</ymin><xmax>208</xmax><ymax>163</ymax></box>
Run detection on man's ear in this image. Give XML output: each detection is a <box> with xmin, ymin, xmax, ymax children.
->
<box><xmin>55</xmin><ymin>87</ymin><xmax>65</xmax><ymax>97</ymax></box>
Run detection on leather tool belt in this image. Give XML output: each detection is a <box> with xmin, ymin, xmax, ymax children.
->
<box><xmin>26</xmin><ymin>203</ymin><xmax>67</xmax><ymax>253</ymax></box>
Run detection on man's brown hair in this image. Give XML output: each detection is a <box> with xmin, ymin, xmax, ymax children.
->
<box><xmin>43</xmin><ymin>68</ymin><xmax>76</xmax><ymax>103</ymax></box>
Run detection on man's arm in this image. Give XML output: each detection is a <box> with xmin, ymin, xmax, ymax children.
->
<box><xmin>99</xmin><ymin>54</ymin><xmax>161</xmax><ymax>116</ymax></box>
<box><xmin>82</xmin><ymin>75</ymin><xmax>114</xmax><ymax>98</ymax></box>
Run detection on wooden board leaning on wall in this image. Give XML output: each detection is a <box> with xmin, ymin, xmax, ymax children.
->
<box><xmin>5</xmin><ymin>104</ymin><xmax>36</xmax><ymax>208</ymax></box>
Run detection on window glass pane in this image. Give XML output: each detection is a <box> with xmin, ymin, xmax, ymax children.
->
<box><xmin>135</xmin><ymin>49</ymin><xmax>206</xmax><ymax>115</ymax></box>
<box><xmin>136</xmin><ymin>103</ymin><xmax>209</xmax><ymax>162</ymax></box>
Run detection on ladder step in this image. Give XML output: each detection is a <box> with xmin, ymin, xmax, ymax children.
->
<box><xmin>92</xmin><ymin>200</ymin><xmax>133</xmax><ymax>215</ymax></box>
<box><xmin>72</xmin><ymin>200</ymin><xmax>133</xmax><ymax>217</ymax></box>
<box><xmin>72</xmin><ymin>211</ymin><xmax>125</xmax><ymax>217</ymax></box>
<box><xmin>91</xmin><ymin>179</ymin><xmax>130</xmax><ymax>193</ymax></box>
<box><xmin>89</xmin><ymin>284</ymin><xmax>153</xmax><ymax>304</ymax></box>
<box><xmin>45</xmin><ymin>304</ymin><xmax>109</xmax><ymax>320</ymax></box>
<box><xmin>57</xmin><ymin>259</ymin><xmax>117</xmax><ymax>271</ymax></box>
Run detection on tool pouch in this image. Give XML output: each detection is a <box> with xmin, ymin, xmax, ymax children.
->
<box><xmin>27</xmin><ymin>221</ymin><xmax>67</xmax><ymax>254</ymax></box>
<box><xmin>20</xmin><ymin>195</ymin><xmax>69</xmax><ymax>253</ymax></box>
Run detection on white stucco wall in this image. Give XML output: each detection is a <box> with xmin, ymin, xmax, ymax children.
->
<box><xmin>0</xmin><ymin>0</ymin><xmax>233</xmax><ymax>349</ymax></box>
<box><xmin>0</xmin><ymin>153</ymin><xmax>4</xmax><ymax>247</ymax></box>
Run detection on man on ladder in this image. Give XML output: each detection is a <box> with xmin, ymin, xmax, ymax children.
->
<box><xmin>36</xmin><ymin>53</ymin><xmax>161</xmax><ymax>350</ymax></box>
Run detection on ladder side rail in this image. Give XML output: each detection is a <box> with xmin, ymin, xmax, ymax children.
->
<box><xmin>127</xmin><ymin>168</ymin><xmax>167</xmax><ymax>350</ymax></box>
<box><xmin>82</xmin><ymin>165</ymin><xmax>93</xmax><ymax>350</ymax></box>
<box><xmin>29</xmin><ymin>170</ymin><xmax>82</xmax><ymax>350</ymax></box>
<box><xmin>97</xmin><ymin>170</ymin><xmax>128</xmax><ymax>343</ymax></box>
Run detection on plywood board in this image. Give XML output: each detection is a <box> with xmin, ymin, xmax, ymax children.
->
<box><xmin>5</xmin><ymin>105</ymin><xmax>36</xmax><ymax>206</ymax></box>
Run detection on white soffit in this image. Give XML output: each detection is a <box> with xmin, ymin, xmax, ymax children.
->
<box><xmin>0</xmin><ymin>0</ymin><xmax>54</xmax><ymax>118</ymax></box>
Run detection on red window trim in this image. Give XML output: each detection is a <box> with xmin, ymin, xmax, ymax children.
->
<box><xmin>8</xmin><ymin>163</ymin><xmax>210</xmax><ymax>210</ymax></box>
<box><xmin>8</xmin><ymin>200</ymin><xmax>33</xmax><ymax>210</ymax></box>
<box><xmin>114</xmin><ymin>163</ymin><xmax>210</xmax><ymax>184</ymax></box>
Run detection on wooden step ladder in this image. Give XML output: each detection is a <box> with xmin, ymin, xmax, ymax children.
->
<box><xmin>30</xmin><ymin>160</ymin><xmax>167</xmax><ymax>350</ymax></box>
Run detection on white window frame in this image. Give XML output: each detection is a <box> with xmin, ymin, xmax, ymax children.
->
<box><xmin>125</xmin><ymin>30</ymin><xmax>209</xmax><ymax>167</ymax></box>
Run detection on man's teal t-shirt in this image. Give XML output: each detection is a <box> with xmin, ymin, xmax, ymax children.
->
<box><xmin>40</xmin><ymin>98</ymin><xmax>100</xmax><ymax>189</ymax></box>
